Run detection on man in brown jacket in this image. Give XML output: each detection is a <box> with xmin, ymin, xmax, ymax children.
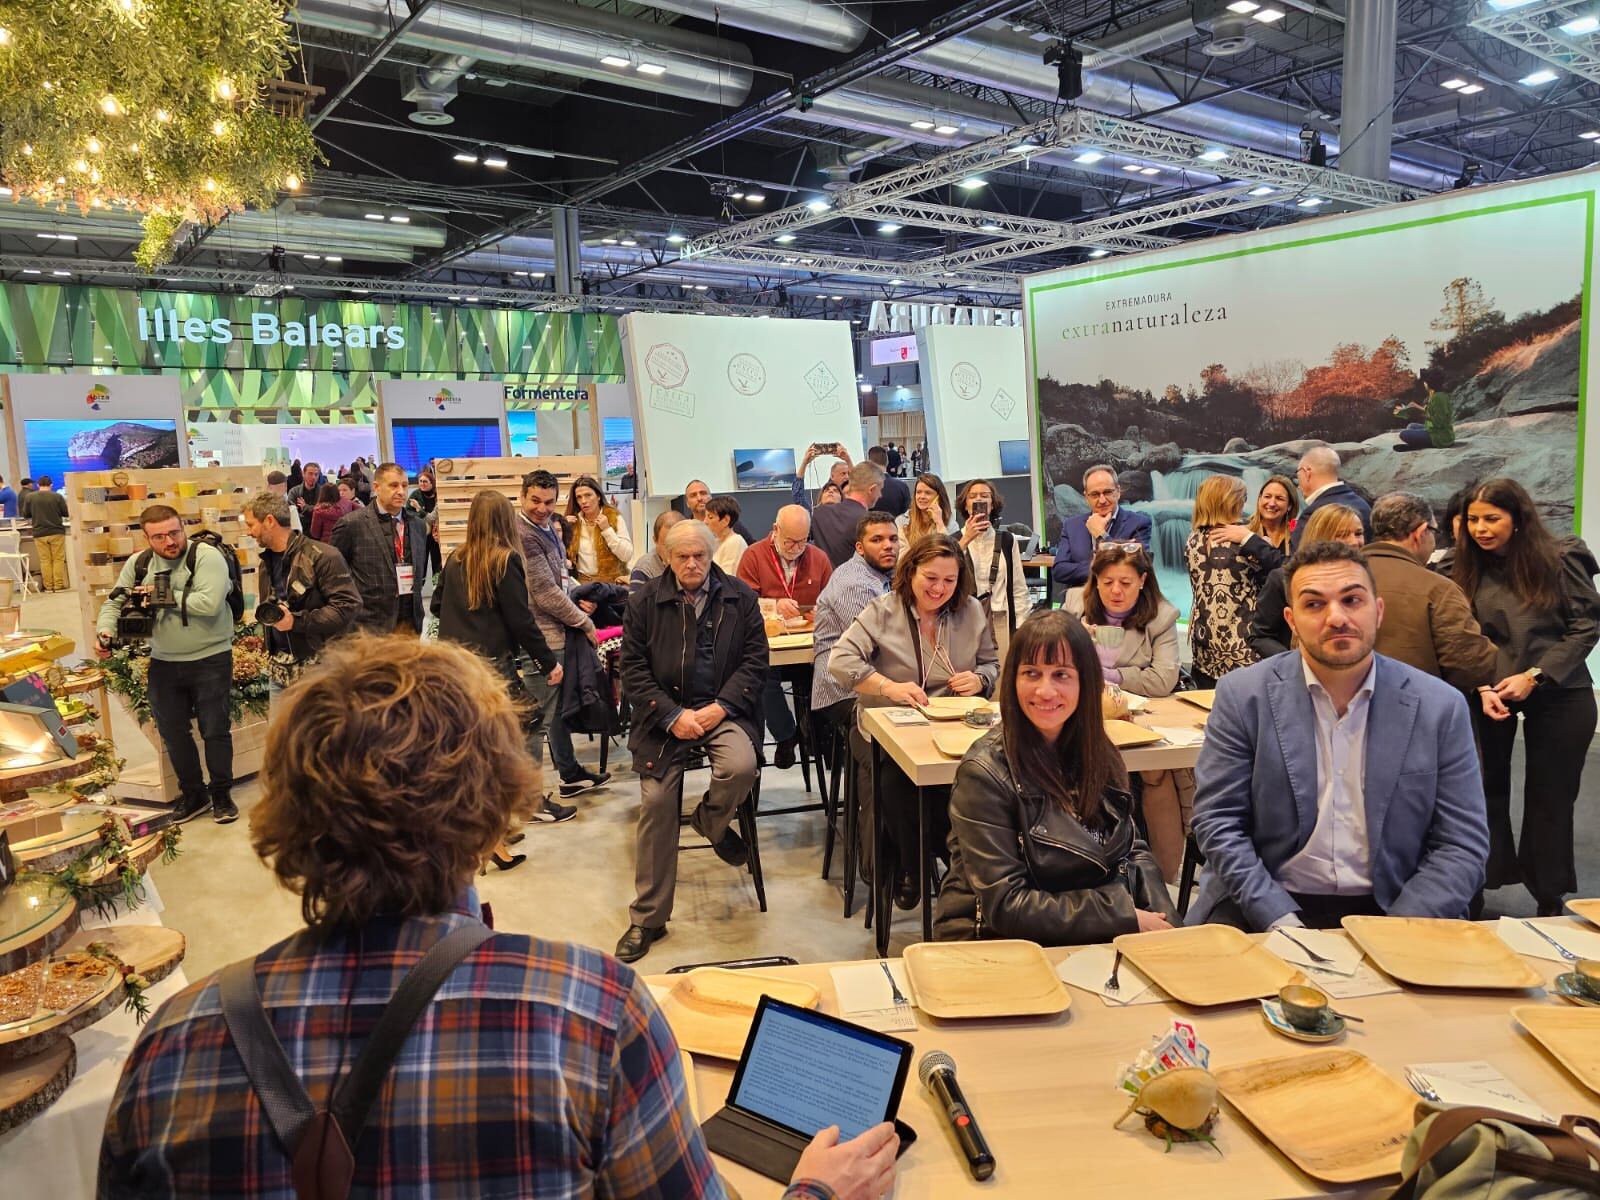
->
<box><xmin>1365</xmin><ymin>491</ymin><xmax>1497</xmax><ymax>692</ymax></box>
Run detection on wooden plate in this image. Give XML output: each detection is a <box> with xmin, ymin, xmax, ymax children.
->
<box><xmin>917</xmin><ymin>697</ymin><xmax>996</xmax><ymax>721</ymax></box>
<box><xmin>1105</xmin><ymin>720</ymin><xmax>1164</xmax><ymax>749</ymax></box>
<box><xmin>1342</xmin><ymin>916</ymin><xmax>1543</xmax><ymax>990</ymax></box>
<box><xmin>1513</xmin><ymin>1005</ymin><xmax>1600</xmax><ymax>1094</ymax></box>
<box><xmin>1176</xmin><ymin>690</ymin><xmax>1216</xmax><ymax>711</ymax></box>
<box><xmin>932</xmin><ymin>726</ymin><xmax>987</xmax><ymax>759</ymax></box>
<box><xmin>1567</xmin><ymin>898</ymin><xmax>1600</xmax><ymax>928</ymax></box>
<box><xmin>656</xmin><ymin>969</ymin><xmax>821</xmax><ymax>1061</ymax></box>
<box><xmin>0</xmin><ymin>958</ymin><xmax>124</xmax><ymax>1066</ymax></box>
<box><xmin>1216</xmin><ymin>1049</ymin><xmax>1415</xmax><ymax>1184</ymax></box>
<box><xmin>0</xmin><ymin>1038</ymin><xmax>75</xmax><ymax>1136</ymax></box>
<box><xmin>1113</xmin><ymin>924</ymin><xmax>1299</xmax><ymax>1007</ymax></box>
<box><xmin>0</xmin><ymin>883</ymin><xmax>79</xmax><ymax>977</ymax></box>
<box><xmin>902</xmin><ymin>940</ymin><xmax>1070</xmax><ymax>1019</ymax></box>
<box><xmin>61</xmin><ymin>924</ymin><xmax>187</xmax><ymax>985</ymax></box>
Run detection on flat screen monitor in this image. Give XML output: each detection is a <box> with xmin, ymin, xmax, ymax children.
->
<box><xmin>733</xmin><ymin>448</ymin><xmax>798</xmax><ymax>491</ymax></box>
<box><xmin>25</xmin><ymin>419</ymin><xmax>181</xmax><ymax>484</ymax></box>
<box><xmin>506</xmin><ymin>410</ymin><xmax>539</xmax><ymax>457</ymax></box>
<box><xmin>869</xmin><ymin>334</ymin><xmax>919</xmax><ymax>366</ymax></box>
<box><xmin>998</xmin><ymin>438</ymin><xmax>1031</xmax><ymax>477</ymax></box>
<box><xmin>390</xmin><ymin>418</ymin><xmax>502</xmax><ymax>476</ymax></box>
<box><xmin>603</xmin><ymin>417</ymin><xmax>635</xmax><ymax>480</ymax></box>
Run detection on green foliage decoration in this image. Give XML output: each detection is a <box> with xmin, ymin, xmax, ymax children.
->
<box><xmin>0</xmin><ymin>0</ymin><xmax>323</xmax><ymax>268</ymax></box>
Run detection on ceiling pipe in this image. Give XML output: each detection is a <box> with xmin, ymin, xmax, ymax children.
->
<box><xmin>639</xmin><ymin>0</ymin><xmax>871</xmax><ymax>52</ymax></box>
<box><xmin>293</xmin><ymin>0</ymin><xmax>754</xmax><ymax>107</ymax></box>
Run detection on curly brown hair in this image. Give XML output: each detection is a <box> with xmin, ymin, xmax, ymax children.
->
<box><xmin>250</xmin><ymin>634</ymin><xmax>539</xmax><ymax>930</ymax></box>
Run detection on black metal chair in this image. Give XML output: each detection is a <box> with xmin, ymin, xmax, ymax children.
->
<box><xmin>1177</xmin><ymin>833</ymin><xmax>1205</xmax><ymax>918</ymax></box>
<box><xmin>675</xmin><ymin>756</ymin><xmax>768</xmax><ymax>912</ymax></box>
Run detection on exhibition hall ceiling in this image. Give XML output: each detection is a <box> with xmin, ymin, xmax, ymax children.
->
<box><xmin>9</xmin><ymin>0</ymin><xmax>1600</xmax><ymax>319</ymax></box>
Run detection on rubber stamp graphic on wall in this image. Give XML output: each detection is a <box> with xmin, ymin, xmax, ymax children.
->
<box><xmin>727</xmin><ymin>353</ymin><xmax>767</xmax><ymax>396</ymax></box>
<box><xmin>805</xmin><ymin>361</ymin><xmax>841</xmax><ymax>414</ymax></box>
<box><xmin>950</xmin><ymin>361</ymin><xmax>982</xmax><ymax>402</ymax></box>
<box><xmin>991</xmin><ymin>388</ymin><xmax>1016</xmax><ymax>420</ymax></box>
<box><xmin>645</xmin><ymin>342</ymin><xmax>689</xmax><ymax>390</ymax></box>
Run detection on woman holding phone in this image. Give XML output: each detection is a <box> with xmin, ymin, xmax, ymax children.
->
<box><xmin>936</xmin><ymin>610</ymin><xmax>1176</xmax><ymax>943</ymax></box>
<box><xmin>956</xmin><ymin>478</ymin><xmax>1031</xmax><ymax>661</ymax></box>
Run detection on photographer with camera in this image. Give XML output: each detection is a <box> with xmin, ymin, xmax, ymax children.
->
<box><xmin>96</xmin><ymin>506</ymin><xmax>238</xmax><ymax>825</ymax></box>
<box><xmin>242</xmin><ymin>491</ymin><xmax>360</xmax><ymax>694</ymax></box>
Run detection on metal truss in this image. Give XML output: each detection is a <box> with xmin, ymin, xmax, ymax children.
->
<box><xmin>683</xmin><ymin>107</ymin><xmax>1423</xmax><ymax>262</ymax></box>
<box><xmin>1470</xmin><ymin>0</ymin><xmax>1600</xmax><ymax>88</ymax></box>
<box><xmin>0</xmin><ymin>257</ymin><xmax>785</xmax><ymax>317</ymax></box>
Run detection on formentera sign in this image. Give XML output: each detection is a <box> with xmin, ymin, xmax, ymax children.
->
<box><xmin>867</xmin><ymin>300</ymin><xmax>1022</xmax><ymax>334</ymax></box>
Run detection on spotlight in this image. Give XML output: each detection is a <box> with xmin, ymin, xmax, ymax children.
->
<box><xmin>1453</xmin><ymin>161</ymin><xmax>1482</xmax><ymax>189</ymax></box>
<box><xmin>1043</xmin><ymin>41</ymin><xmax>1083</xmax><ymax>102</ymax></box>
<box><xmin>1299</xmin><ymin>124</ymin><xmax>1327</xmax><ymax>167</ymax></box>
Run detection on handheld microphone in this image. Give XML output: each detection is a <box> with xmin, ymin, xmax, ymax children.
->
<box><xmin>918</xmin><ymin>1050</ymin><xmax>995</xmax><ymax>1181</ymax></box>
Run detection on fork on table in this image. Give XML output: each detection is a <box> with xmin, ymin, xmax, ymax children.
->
<box><xmin>1276</xmin><ymin>929</ymin><xmax>1337</xmax><ymax>966</ymax></box>
<box><xmin>1405</xmin><ymin>1069</ymin><xmax>1441</xmax><ymax>1102</ymax></box>
<box><xmin>1105</xmin><ymin>949</ymin><xmax>1124</xmax><ymax>995</ymax></box>
<box><xmin>880</xmin><ymin>961</ymin><xmax>911</xmax><ymax>1013</ymax></box>
<box><xmin>1521</xmin><ymin>919</ymin><xmax>1580</xmax><ymax>962</ymax></box>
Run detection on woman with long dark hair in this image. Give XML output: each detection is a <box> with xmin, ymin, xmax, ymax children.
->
<box><xmin>408</xmin><ymin>465</ymin><xmax>443</xmax><ymax>581</ymax></box>
<box><xmin>432</xmin><ymin>491</ymin><xmax>567</xmax><ymax>850</ymax></box>
<box><xmin>896</xmin><ymin>472</ymin><xmax>955</xmax><ymax>554</ymax></box>
<box><xmin>935</xmin><ymin>610</ymin><xmax>1176</xmax><ymax>943</ymax></box>
<box><xmin>1204</xmin><ymin>473</ymin><xmax>1300</xmax><ymax>571</ymax></box>
<box><xmin>565</xmin><ymin>474</ymin><xmax>633</xmax><ymax>585</ymax></box>
<box><xmin>1455</xmin><ymin>478</ymin><xmax>1600</xmax><ymax>915</ymax></box>
<box><xmin>956</xmin><ymin>478</ymin><xmax>1031</xmax><ymax>661</ymax></box>
<box><xmin>308</xmin><ymin>483</ymin><xmax>343</xmax><ymax>543</ymax></box>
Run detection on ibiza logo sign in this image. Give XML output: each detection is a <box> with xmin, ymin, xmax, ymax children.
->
<box><xmin>85</xmin><ymin>383</ymin><xmax>110</xmax><ymax>412</ymax></box>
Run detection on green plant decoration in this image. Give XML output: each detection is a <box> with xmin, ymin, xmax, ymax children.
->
<box><xmin>0</xmin><ymin>0</ymin><xmax>323</xmax><ymax>268</ymax></box>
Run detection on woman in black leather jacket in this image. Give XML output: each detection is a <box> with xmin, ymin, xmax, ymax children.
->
<box><xmin>934</xmin><ymin>610</ymin><xmax>1178</xmax><ymax>944</ymax></box>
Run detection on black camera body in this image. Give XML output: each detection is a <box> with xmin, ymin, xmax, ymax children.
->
<box><xmin>111</xmin><ymin>574</ymin><xmax>176</xmax><ymax>645</ymax></box>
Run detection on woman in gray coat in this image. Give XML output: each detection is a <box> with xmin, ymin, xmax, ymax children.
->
<box><xmin>830</xmin><ymin>534</ymin><xmax>999</xmax><ymax>908</ymax></box>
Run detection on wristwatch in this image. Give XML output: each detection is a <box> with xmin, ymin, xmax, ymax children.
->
<box><xmin>1525</xmin><ymin>667</ymin><xmax>1545</xmax><ymax>686</ymax></box>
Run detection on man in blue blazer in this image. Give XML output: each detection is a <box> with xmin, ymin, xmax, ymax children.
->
<box><xmin>1050</xmin><ymin>464</ymin><xmax>1153</xmax><ymax>587</ymax></box>
<box><xmin>1187</xmin><ymin>540</ymin><xmax>1487</xmax><ymax>931</ymax></box>
<box><xmin>1290</xmin><ymin>445</ymin><xmax>1372</xmax><ymax>550</ymax></box>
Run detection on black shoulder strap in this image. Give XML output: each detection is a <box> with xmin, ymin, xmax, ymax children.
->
<box><xmin>998</xmin><ymin>531</ymin><xmax>1017</xmax><ymax>635</ymax></box>
<box><xmin>178</xmin><ymin>540</ymin><xmax>200</xmax><ymax>626</ymax></box>
<box><xmin>133</xmin><ymin>548</ymin><xmax>154</xmax><ymax>584</ymax></box>
<box><xmin>218</xmin><ymin>922</ymin><xmax>494</xmax><ymax>1198</ymax></box>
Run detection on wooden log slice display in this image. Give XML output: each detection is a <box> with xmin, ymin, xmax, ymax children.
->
<box><xmin>79</xmin><ymin>832</ymin><xmax>169</xmax><ymax>889</ymax></box>
<box><xmin>62</xmin><ymin>924</ymin><xmax>186</xmax><ymax>986</ymax></box>
<box><xmin>0</xmin><ymin>881</ymin><xmax>79</xmax><ymax>976</ymax></box>
<box><xmin>0</xmin><ymin>953</ymin><xmax>125</xmax><ymax>1067</ymax></box>
<box><xmin>10</xmin><ymin>810</ymin><xmax>112</xmax><ymax>874</ymax></box>
<box><xmin>0</xmin><ymin>749</ymin><xmax>101</xmax><ymax>804</ymax></box>
<box><xmin>0</xmin><ymin>1038</ymin><xmax>75</xmax><ymax>1135</ymax></box>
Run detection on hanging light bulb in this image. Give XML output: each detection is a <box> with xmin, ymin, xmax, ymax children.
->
<box><xmin>154</xmin><ymin>108</ymin><xmax>171</xmax><ymax>123</ymax></box>
<box><xmin>86</xmin><ymin>136</ymin><xmax>102</xmax><ymax>154</ymax></box>
<box><xmin>203</xmin><ymin>177</ymin><xmax>217</xmax><ymax>192</ymax></box>
<box><xmin>211</xmin><ymin>119</ymin><xmax>227</xmax><ymax>136</ymax></box>
<box><xmin>100</xmin><ymin>94</ymin><xmax>123</xmax><ymax>116</ymax></box>
<box><xmin>214</xmin><ymin>78</ymin><xmax>234</xmax><ymax>101</ymax></box>
<box><xmin>283</xmin><ymin>173</ymin><xmax>301</xmax><ymax>190</ymax></box>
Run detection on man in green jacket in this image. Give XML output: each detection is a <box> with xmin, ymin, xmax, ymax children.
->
<box><xmin>96</xmin><ymin>504</ymin><xmax>237</xmax><ymax>825</ymax></box>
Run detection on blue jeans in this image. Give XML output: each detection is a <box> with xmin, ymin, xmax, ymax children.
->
<box><xmin>523</xmin><ymin>660</ymin><xmax>581</xmax><ymax>781</ymax></box>
<box><xmin>1398</xmin><ymin>423</ymin><xmax>1431</xmax><ymax>449</ymax></box>
<box><xmin>147</xmin><ymin>650</ymin><xmax>234</xmax><ymax>799</ymax></box>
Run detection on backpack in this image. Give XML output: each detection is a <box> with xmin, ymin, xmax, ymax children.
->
<box><xmin>1391</xmin><ymin>1105</ymin><xmax>1600</xmax><ymax>1199</ymax></box>
<box><xmin>134</xmin><ymin>530</ymin><xmax>246</xmax><ymax>626</ymax></box>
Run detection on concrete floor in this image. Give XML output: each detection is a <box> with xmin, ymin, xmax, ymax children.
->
<box><xmin>30</xmin><ymin>586</ymin><xmax>1600</xmax><ymax>980</ymax></box>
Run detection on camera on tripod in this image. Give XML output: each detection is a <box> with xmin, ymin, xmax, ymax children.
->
<box><xmin>109</xmin><ymin>574</ymin><xmax>176</xmax><ymax>645</ymax></box>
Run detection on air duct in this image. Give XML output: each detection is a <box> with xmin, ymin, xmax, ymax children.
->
<box><xmin>294</xmin><ymin>0</ymin><xmax>754</xmax><ymax>107</ymax></box>
<box><xmin>403</xmin><ymin>54</ymin><xmax>477</xmax><ymax>125</ymax></box>
<box><xmin>640</xmin><ymin>0</ymin><xmax>871</xmax><ymax>52</ymax></box>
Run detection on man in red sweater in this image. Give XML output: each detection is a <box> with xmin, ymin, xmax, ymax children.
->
<box><xmin>737</xmin><ymin>504</ymin><xmax>833</xmax><ymax>768</ymax></box>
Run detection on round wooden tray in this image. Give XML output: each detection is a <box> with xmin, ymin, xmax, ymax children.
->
<box><xmin>0</xmin><ymin>749</ymin><xmax>101</xmax><ymax>802</ymax></box>
<box><xmin>80</xmin><ymin>832</ymin><xmax>169</xmax><ymax>888</ymax></box>
<box><xmin>0</xmin><ymin>1038</ymin><xmax>75</xmax><ymax>1136</ymax></box>
<box><xmin>61</xmin><ymin>924</ymin><xmax>187</xmax><ymax>986</ymax></box>
<box><xmin>11</xmin><ymin>810</ymin><xmax>115</xmax><ymax>873</ymax></box>
<box><xmin>0</xmin><ymin>882</ymin><xmax>79</xmax><ymax>977</ymax></box>
<box><xmin>54</xmin><ymin>670</ymin><xmax>106</xmax><ymax>696</ymax></box>
<box><xmin>0</xmin><ymin>963</ymin><xmax>125</xmax><ymax>1067</ymax></box>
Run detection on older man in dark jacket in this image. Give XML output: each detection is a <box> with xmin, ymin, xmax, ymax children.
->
<box><xmin>616</xmin><ymin>519</ymin><xmax>768</xmax><ymax>963</ymax></box>
<box><xmin>330</xmin><ymin>463</ymin><xmax>428</xmax><ymax>634</ymax></box>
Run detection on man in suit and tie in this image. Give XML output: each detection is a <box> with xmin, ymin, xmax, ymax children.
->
<box><xmin>331</xmin><ymin>462</ymin><xmax>429</xmax><ymax>635</ymax></box>
<box><xmin>1187</xmin><ymin>540</ymin><xmax>1488</xmax><ymax>931</ymax></box>
<box><xmin>1050</xmin><ymin>464</ymin><xmax>1152</xmax><ymax>587</ymax></box>
<box><xmin>1291</xmin><ymin>445</ymin><xmax>1372</xmax><ymax>550</ymax></box>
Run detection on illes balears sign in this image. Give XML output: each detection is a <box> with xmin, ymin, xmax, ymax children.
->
<box><xmin>137</xmin><ymin>306</ymin><xmax>406</xmax><ymax>349</ymax></box>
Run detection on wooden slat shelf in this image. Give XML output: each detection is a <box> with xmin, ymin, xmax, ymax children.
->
<box><xmin>432</xmin><ymin>455</ymin><xmax>599</xmax><ymax>557</ymax></box>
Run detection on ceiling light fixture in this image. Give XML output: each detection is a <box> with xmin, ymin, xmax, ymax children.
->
<box><xmin>1520</xmin><ymin>68</ymin><xmax>1559</xmax><ymax>85</ymax></box>
<box><xmin>1073</xmin><ymin>151</ymin><xmax>1105</xmax><ymax>164</ymax></box>
<box><xmin>831</xmin><ymin>295</ymin><xmax>843</xmax><ymax>301</ymax></box>
<box><xmin>636</xmin><ymin>63</ymin><xmax>667</xmax><ymax>76</ymax></box>
<box><xmin>1458</xmin><ymin>83</ymin><xmax>1485</xmax><ymax>94</ymax></box>
<box><xmin>889</xmin><ymin>278</ymin><xmax>904</xmax><ymax>285</ymax></box>
<box><xmin>957</xmin><ymin>176</ymin><xmax>986</xmax><ymax>189</ymax></box>
<box><xmin>910</xmin><ymin>119</ymin><xmax>936</xmax><ymax>131</ymax></box>
<box><xmin>1088</xmin><ymin>249</ymin><xmax>1110</xmax><ymax>258</ymax></box>
<box><xmin>388</xmin><ymin>214</ymin><xmax>410</xmax><ymax>223</ymax></box>
<box><xmin>1249</xmin><ymin>185</ymin><xmax>1277</xmax><ymax>195</ymax></box>
<box><xmin>325</xmin><ymin>255</ymin><xmax>342</xmax><ymax>262</ymax></box>
<box><xmin>1486</xmin><ymin>0</ymin><xmax>1539</xmax><ymax>9</ymax></box>
<box><xmin>453</xmin><ymin>151</ymin><xmax>479</xmax><ymax>163</ymax></box>
<box><xmin>1139</xmin><ymin>166</ymin><xmax>1160</xmax><ymax>175</ymax></box>
<box><xmin>483</xmin><ymin>153</ymin><xmax>508</xmax><ymax>168</ymax></box>
<box><xmin>22</xmin><ymin>269</ymin><xmax>39</xmax><ymax>275</ymax></box>
<box><xmin>1297</xmin><ymin>196</ymin><xmax>1325</xmax><ymax>207</ymax></box>
<box><xmin>1252</xmin><ymin>6</ymin><xmax>1285</xmax><ymax>21</ymax></box>
<box><xmin>806</xmin><ymin>197</ymin><xmax>833</xmax><ymax>211</ymax></box>
<box><xmin>775</xmin><ymin>233</ymin><xmax>797</xmax><ymax>243</ymax></box>
<box><xmin>934</xmin><ymin>124</ymin><xmax>960</xmax><ymax>136</ymax></box>
<box><xmin>1121</xmin><ymin>163</ymin><xmax>1143</xmax><ymax>172</ymax></box>
<box><xmin>666</xmin><ymin>232</ymin><xmax>687</xmax><ymax>244</ymax></box>
<box><xmin>1197</xmin><ymin>148</ymin><xmax>1229</xmax><ymax>162</ymax></box>
<box><xmin>600</xmin><ymin>54</ymin><xmax>630</xmax><ymax>67</ymax></box>
<box><xmin>731</xmin><ymin>191</ymin><xmax>745</xmax><ymax>199</ymax></box>
<box><xmin>364</xmin><ymin>212</ymin><xmax>384</xmax><ymax>221</ymax></box>
<box><xmin>51</xmin><ymin>269</ymin><xmax>71</xmax><ymax>276</ymax></box>
<box><xmin>980</xmin><ymin>222</ymin><xmax>1002</xmax><ymax>231</ymax></box>
<box><xmin>1440</xmin><ymin>78</ymin><xmax>1468</xmax><ymax>90</ymax></box>
<box><xmin>620</xmin><ymin>237</ymin><xmax>637</xmax><ymax>246</ymax></box>
<box><xmin>1561</xmin><ymin>14</ymin><xmax>1600</xmax><ymax>33</ymax></box>
<box><xmin>878</xmin><ymin>222</ymin><xmax>901</xmax><ymax>233</ymax></box>
<box><xmin>601</xmin><ymin>237</ymin><xmax>618</xmax><ymax>244</ymax></box>
<box><xmin>745</xmin><ymin>191</ymin><xmax>765</xmax><ymax>203</ymax></box>
<box><xmin>1582</xmin><ymin>130</ymin><xmax>1600</xmax><ymax>139</ymax></box>
<box><xmin>1227</xmin><ymin>0</ymin><xmax>1260</xmax><ymax>10</ymax></box>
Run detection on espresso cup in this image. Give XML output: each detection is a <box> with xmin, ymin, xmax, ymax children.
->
<box><xmin>1574</xmin><ymin>960</ymin><xmax>1600</xmax><ymax>999</ymax></box>
<box><xmin>1278</xmin><ymin>983</ymin><xmax>1332</xmax><ymax>1030</ymax></box>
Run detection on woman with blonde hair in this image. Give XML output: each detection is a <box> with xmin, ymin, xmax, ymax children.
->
<box><xmin>565</xmin><ymin>474</ymin><xmax>633</xmax><ymax>584</ymax></box>
<box><xmin>1186</xmin><ymin>474</ymin><xmax>1271</xmax><ymax>686</ymax></box>
<box><xmin>1248</xmin><ymin>503</ymin><xmax>1364</xmax><ymax>660</ymax></box>
<box><xmin>896</xmin><ymin>472</ymin><xmax>956</xmax><ymax>555</ymax></box>
<box><xmin>1206</xmin><ymin>473</ymin><xmax>1300</xmax><ymax>568</ymax></box>
<box><xmin>432</xmin><ymin>490</ymin><xmax>566</xmax><ymax>840</ymax></box>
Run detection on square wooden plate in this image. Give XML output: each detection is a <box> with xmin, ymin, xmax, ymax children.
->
<box><xmin>655</xmin><ymin>969</ymin><xmax>821</xmax><ymax>1060</ymax></box>
<box><xmin>1112</xmin><ymin>923</ymin><xmax>1299</xmax><ymax>1007</ymax></box>
<box><xmin>1566</xmin><ymin>898</ymin><xmax>1600</xmax><ymax>928</ymax></box>
<box><xmin>903</xmin><ymin>940</ymin><xmax>1071</xmax><ymax>1019</ymax></box>
<box><xmin>1176</xmin><ymin>690</ymin><xmax>1216</xmax><ymax>710</ymax></box>
<box><xmin>1105</xmin><ymin>720</ymin><xmax>1165</xmax><ymax>749</ymax></box>
<box><xmin>917</xmin><ymin>697</ymin><xmax>996</xmax><ymax>721</ymax></box>
<box><xmin>932</xmin><ymin>725</ymin><xmax>987</xmax><ymax>759</ymax></box>
<box><xmin>1216</xmin><ymin>1050</ymin><xmax>1416</xmax><ymax>1184</ymax></box>
<box><xmin>1513</xmin><ymin>1005</ymin><xmax>1600</xmax><ymax>1094</ymax></box>
<box><xmin>1341</xmin><ymin>916</ymin><xmax>1544</xmax><ymax>990</ymax></box>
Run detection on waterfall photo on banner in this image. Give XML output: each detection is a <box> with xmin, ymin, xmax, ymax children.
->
<box><xmin>1025</xmin><ymin>181</ymin><xmax>1590</xmax><ymax>617</ymax></box>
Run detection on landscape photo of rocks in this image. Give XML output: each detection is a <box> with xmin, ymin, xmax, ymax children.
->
<box><xmin>1036</xmin><ymin>275</ymin><xmax>1581</xmax><ymax>615</ymax></box>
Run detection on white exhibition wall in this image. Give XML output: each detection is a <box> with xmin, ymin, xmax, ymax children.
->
<box><xmin>1023</xmin><ymin>168</ymin><xmax>1597</xmax><ymax>617</ymax></box>
<box><xmin>619</xmin><ymin>313</ymin><xmax>862</xmax><ymax>497</ymax></box>
<box><xmin>5</xmin><ymin>373</ymin><xmax>188</xmax><ymax>485</ymax></box>
<box><xmin>917</xmin><ymin>323</ymin><xmax>1029</xmax><ymax>485</ymax></box>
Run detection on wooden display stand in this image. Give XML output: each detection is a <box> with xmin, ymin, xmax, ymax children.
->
<box><xmin>65</xmin><ymin>466</ymin><xmax>267</xmax><ymax>653</ymax></box>
<box><xmin>116</xmin><ymin>715</ymin><xmax>268</xmax><ymax>805</ymax></box>
<box><xmin>432</xmin><ymin>455</ymin><xmax>599</xmax><ymax>558</ymax></box>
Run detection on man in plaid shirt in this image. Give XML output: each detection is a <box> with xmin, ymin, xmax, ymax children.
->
<box><xmin>98</xmin><ymin>635</ymin><xmax>897</xmax><ymax>1200</ymax></box>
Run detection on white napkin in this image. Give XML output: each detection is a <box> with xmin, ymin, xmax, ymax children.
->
<box><xmin>829</xmin><ymin>962</ymin><xmax>918</xmax><ymax>1031</ymax></box>
<box><xmin>1303</xmin><ymin>961</ymin><xmax>1403</xmax><ymax>999</ymax></box>
<box><xmin>1265</xmin><ymin>927</ymin><xmax>1364</xmax><ymax>977</ymax></box>
<box><xmin>1495</xmin><ymin>916</ymin><xmax>1600</xmax><ymax>963</ymax></box>
<box><xmin>1146</xmin><ymin>725</ymin><xmax>1205</xmax><ymax>747</ymax></box>
<box><xmin>1406</xmin><ymin>1060</ymin><xmax>1556</xmax><ymax>1124</ymax></box>
<box><xmin>1055</xmin><ymin>945</ymin><xmax>1171</xmax><ymax>1006</ymax></box>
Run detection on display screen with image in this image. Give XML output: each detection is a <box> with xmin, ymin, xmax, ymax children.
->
<box><xmin>25</xmin><ymin>419</ymin><xmax>180</xmax><ymax>483</ymax></box>
<box><xmin>733</xmin><ymin>448</ymin><xmax>798</xmax><ymax>491</ymax></box>
<box><xmin>998</xmin><ymin>439</ymin><xmax>1031</xmax><ymax>476</ymax></box>
<box><xmin>506</xmin><ymin>410</ymin><xmax>539</xmax><ymax>457</ymax></box>
<box><xmin>603</xmin><ymin>417</ymin><xmax>635</xmax><ymax>479</ymax></box>
<box><xmin>390</xmin><ymin>418</ymin><xmax>502</xmax><ymax>476</ymax></box>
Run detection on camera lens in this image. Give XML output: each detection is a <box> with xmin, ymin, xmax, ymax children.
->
<box><xmin>255</xmin><ymin>600</ymin><xmax>284</xmax><ymax>625</ymax></box>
